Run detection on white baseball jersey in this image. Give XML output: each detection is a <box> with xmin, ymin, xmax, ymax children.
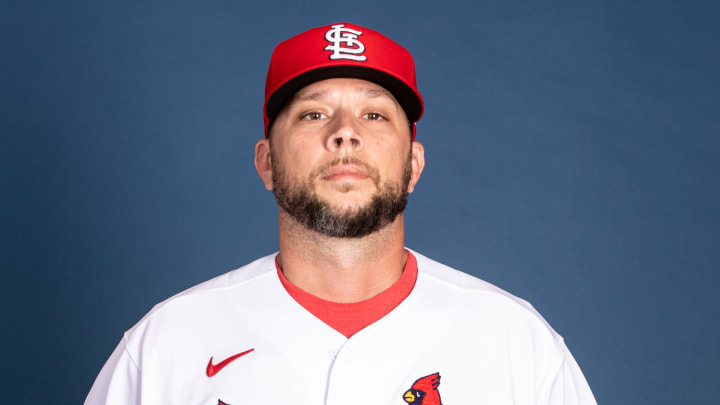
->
<box><xmin>85</xmin><ymin>250</ymin><xmax>596</xmax><ymax>404</ymax></box>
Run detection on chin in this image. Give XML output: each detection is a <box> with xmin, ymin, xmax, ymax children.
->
<box><xmin>324</xmin><ymin>199</ymin><xmax>374</xmax><ymax>216</ymax></box>
<box><xmin>317</xmin><ymin>187</ymin><xmax>376</xmax><ymax>207</ymax></box>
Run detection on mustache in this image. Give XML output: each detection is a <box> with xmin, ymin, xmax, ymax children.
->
<box><xmin>311</xmin><ymin>156</ymin><xmax>380</xmax><ymax>186</ymax></box>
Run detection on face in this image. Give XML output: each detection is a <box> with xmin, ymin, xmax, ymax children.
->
<box><xmin>255</xmin><ymin>78</ymin><xmax>425</xmax><ymax>238</ymax></box>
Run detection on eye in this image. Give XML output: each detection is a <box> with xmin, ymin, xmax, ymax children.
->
<box><xmin>302</xmin><ymin>111</ymin><xmax>327</xmax><ymax>120</ymax></box>
<box><xmin>363</xmin><ymin>112</ymin><xmax>386</xmax><ymax>121</ymax></box>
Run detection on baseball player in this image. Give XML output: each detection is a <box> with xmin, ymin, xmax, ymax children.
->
<box><xmin>86</xmin><ymin>23</ymin><xmax>596</xmax><ymax>404</ymax></box>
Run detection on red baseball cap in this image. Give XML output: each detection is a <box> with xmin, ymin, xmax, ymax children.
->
<box><xmin>264</xmin><ymin>23</ymin><xmax>424</xmax><ymax>139</ymax></box>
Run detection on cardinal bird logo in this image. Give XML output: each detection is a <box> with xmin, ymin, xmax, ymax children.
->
<box><xmin>403</xmin><ymin>373</ymin><xmax>442</xmax><ymax>404</ymax></box>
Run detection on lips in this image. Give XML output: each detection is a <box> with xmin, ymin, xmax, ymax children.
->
<box><xmin>322</xmin><ymin>165</ymin><xmax>369</xmax><ymax>181</ymax></box>
<box><xmin>310</xmin><ymin>157</ymin><xmax>381</xmax><ymax>187</ymax></box>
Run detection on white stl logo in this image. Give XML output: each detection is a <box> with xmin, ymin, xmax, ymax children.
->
<box><xmin>324</xmin><ymin>24</ymin><xmax>367</xmax><ymax>61</ymax></box>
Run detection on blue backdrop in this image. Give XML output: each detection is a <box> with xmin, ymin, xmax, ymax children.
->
<box><xmin>2</xmin><ymin>0</ymin><xmax>718</xmax><ymax>403</ymax></box>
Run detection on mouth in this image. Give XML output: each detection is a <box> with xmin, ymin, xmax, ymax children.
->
<box><xmin>321</xmin><ymin>164</ymin><xmax>370</xmax><ymax>182</ymax></box>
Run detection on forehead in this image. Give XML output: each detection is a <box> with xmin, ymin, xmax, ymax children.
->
<box><xmin>289</xmin><ymin>78</ymin><xmax>400</xmax><ymax>105</ymax></box>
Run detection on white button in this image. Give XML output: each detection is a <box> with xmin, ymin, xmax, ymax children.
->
<box><xmin>329</xmin><ymin>349</ymin><xmax>339</xmax><ymax>359</ymax></box>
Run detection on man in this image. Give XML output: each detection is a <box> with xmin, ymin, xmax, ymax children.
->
<box><xmin>86</xmin><ymin>23</ymin><xmax>596</xmax><ymax>404</ymax></box>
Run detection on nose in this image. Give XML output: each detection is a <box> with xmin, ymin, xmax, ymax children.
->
<box><xmin>325</xmin><ymin>113</ymin><xmax>363</xmax><ymax>152</ymax></box>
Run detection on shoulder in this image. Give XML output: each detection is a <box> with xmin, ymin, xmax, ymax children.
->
<box><xmin>409</xmin><ymin>249</ymin><xmax>560</xmax><ymax>338</ymax></box>
<box><xmin>123</xmin><ymin>253</ymin><xmax>279</xmax><ymax>340</ymax></box>
<box><xmin>170</xmin><ymin>253</ymin><xmax>279</xmax><ymax>298</ymax></box>
<box><xmin>407</xmin><ymin>251</ymin><xmax>596</xmax><ymax>404</ymax></box>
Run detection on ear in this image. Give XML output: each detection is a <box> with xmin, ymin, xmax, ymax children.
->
<box><xmin>254</xmin><ymin>139</ymin><xmax>273</xmax><ymax>190</ymax></box>
<box><xmin>407</xmin><ymin>141</ymin><xmax>425</xmax><ymax>193</ymax></box>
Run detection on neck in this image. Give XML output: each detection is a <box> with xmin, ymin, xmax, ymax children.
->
<box><xmin>276</xmin><ymin>210</ymin><xmax>408</xmax><ymax>303</ymax></box>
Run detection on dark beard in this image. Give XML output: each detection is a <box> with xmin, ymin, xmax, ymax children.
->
<box><xmin>271</xmin><ymin>154</ymin><xmax>411</xmax><ymax>238</ymax></box>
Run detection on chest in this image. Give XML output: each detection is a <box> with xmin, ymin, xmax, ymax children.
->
<box><xmin>134</xmin><ymin>314</ymin><xmax>545</xmax><ymax>405</ymax></box>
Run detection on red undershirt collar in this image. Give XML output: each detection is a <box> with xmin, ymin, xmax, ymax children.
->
<box><xmin>276</xmin><ymin>251</ymin><xmax>418</xmax><ymax>338</ymax></box>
